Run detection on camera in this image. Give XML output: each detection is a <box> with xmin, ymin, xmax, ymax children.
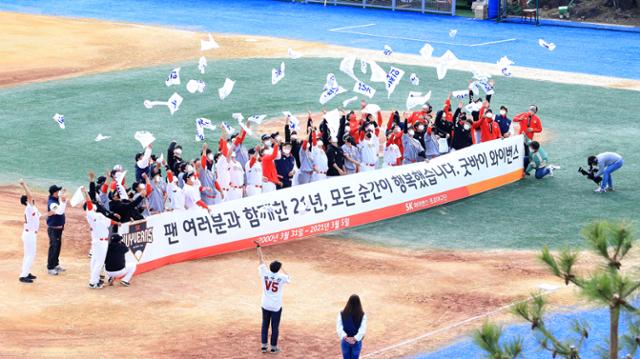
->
<box><xmin>578</xmin><ymin>166</ymin><xmax>602</xmax><ymax>184</ymax></box>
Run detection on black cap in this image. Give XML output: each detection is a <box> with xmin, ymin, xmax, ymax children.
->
<box><xmin>261</xmin><ymin>134</ymin><xmax>270</xmax><ymax>141</ymax></box>
<box><xmin>96</xmin><ymin>176</ymin><xmax>107</xmax><ymax>186</ymax></box>
<box><xmin>110</xmin><ymin>234</ymin><xmax>123</xmax><ymax>243</ymax></box>
<box><xmin>20</xmin><ymin>195</ymin><xmax>28</xmax><ymax>206</ymax></box>
<box><xmin>48</xmin><ymin>185</ymin><xmax>62</xmax><ymax>195</ymax></box>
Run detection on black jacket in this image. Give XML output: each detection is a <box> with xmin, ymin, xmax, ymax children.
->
<box><xmin>109</xmin><ymin>195</ymin><xmax>144</xmax><ymax>223</ymax></box>
<box><xmin>327</xmin><ymin>145</ymin><xmax>345</xmax><ymax>176</ymax></box>
<box><xmin>105</xmin><ymin>240</ymin><xmax>128</xmax><ymax>272</ymax></box>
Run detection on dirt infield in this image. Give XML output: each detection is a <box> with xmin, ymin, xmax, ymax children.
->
<box><xmin>0</xmin><ymin>186</ymin><xmax>580</xmax><ymax>358</ymax></box>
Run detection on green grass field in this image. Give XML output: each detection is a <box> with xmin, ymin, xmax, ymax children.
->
<box><xmin>1</xmin><ymin>57</ymin><xmax>636</xmax><ymax>250</ymax></box>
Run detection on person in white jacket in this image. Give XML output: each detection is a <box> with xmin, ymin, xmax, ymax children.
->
<box><xmin>337</xmin><ymin>294</ymin><xmax>368</xmax><ymax>359</ymax></box>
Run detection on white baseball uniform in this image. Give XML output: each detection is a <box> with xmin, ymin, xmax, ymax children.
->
<box><xmin>358</xmin><ymin>135</ymin><xmax>379</xmax><ymax>172</ymax></box>
<box><xmin>216</xmin><ymin>156</ymin><xmax>231</xmax><ymax>202</ymax></box>
<box><xmin>311</xmin><ymin>147</ymin><xmax>328</xmax><ymax>182</ymax></box>
<box><xmin>183</xmin><ymin>183</ymin><xmax>204</xmax><ymax>210</ymax></box>
<box><xmin>245</xmin><ymin>160</ymin><xmax>263</xmax><ymax>197</ymax></box>
<box><xmin>227</xmin><ymin>159</ymin><xmax>245</xmax><ymax>201</ymax></box>
<box><xmin>86</xmin><ymin>209</ymin><xmax>112</xmax><ymax>285</ymax></box>
<box><xmin>21</xmin><ymin>202</ymin><xmax>40</xmax><ymax>278</ymax></box>
<box><xmin>384</xmin><ymin>143</ymin><xmax>402</xmax><ymax>167</ymax></box>
<box><xmin>167</xmin><ymin>180</ymin><xmax>185</xmax><ymax>210</ymax></box>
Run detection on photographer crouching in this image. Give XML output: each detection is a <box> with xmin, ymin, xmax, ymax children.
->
<box><xmin>579</xmin><ymin>152</ymin><xmax>624</xmax><ymax>193</ymax></box>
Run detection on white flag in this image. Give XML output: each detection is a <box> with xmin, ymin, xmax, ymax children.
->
<box><xmin>419</xmin><ymin>43</ymin><xmax>434</xmax><ymax>60</ymax></box>
<box><xmin>353</xmin><ymin>80</ymin><xmax>376</xmax><ymax>99</ymax></box>
<box><xmin>238</xmin><ymin>121</ymin><xmax>253</xmax><ymax>136</ymax></box>
<box><xmin>475</xmin><ymin>79</ymin><xmax>495</xmax><ymax>95</ymax></box>
<box><xmin>134</xmin><ymin>131</ymin><xmax>156</xmax><ymax>148</ymax></box>
<box><xmin>195</xmin><ymin>125</ymin><xmax>205</xmax><ymax>142</ymax></box>
<box><xmin>186</xmin><ymin>79</ymin><xmax>206</xmax><ymax>94</ymax></box>
<box><xmin>360</xmin><ymin>59</ymin><xmax>368</xmax><ymax>74</ymax></box>
<box><xmin>167</xmin><ymin>92</ymin><xmax>183</xmax><ymax>115</ymax></box>
<box><xmin>538</xmin><ymin>38</ymin><xmax>556</xmax><ymax>51</ymax></box>
<box><xmin>272</xmin><ymin>62</ymin><xmax>285</xmax><ymax>85</ymax></box>
<box><xmin>449</xmin><ymin>29</ymin><xmax>458</xmax><ymax>38</ymax></box>
<box><xmin>342</xmin><ymin>96</ymin><xmax>358</xmax><ymax>108</ymax></box>
<box><xmin>451</xmin><ymin>90</ymin><xmax>468</xmax><ymax>100</ymax></box>
<box><xmin>409</xmin><ymin>73</ymin><xmax>419</xmax><ymax>86</ymax></box>
<box><xmin>95</xmin><ymin>134</ymin><xmax>110</xmax><ymax>142</ymax></box>
<box><xmin>218</xmin><ymin>78</ymin><xmax>235</xmax><ymax>100</ymax></box>
<box><xmin>368</xmin><ymin>60</ymin><xmax>387</xmax><ymax>83</ymax></box>
<box><xmin>362</xmin><ymin>103</ymin><xmax>381</xmax><ymax>115</ymax></box>
<box><xmin>288</xmin><ymin>48</ymin><xmax>302</xmax><ymax>59</ymax></box>
<box><xmin>436</xmin><ymin>50</ymin><xmax>458</xmax><ymax>80</ymax></box>
<box><xmin>70</xmin><ymin>186</ymin><xmax>85</xmax><ymax>207</ymax></box>
<box><xmin>282</xmin><ymin>111</ymin><xmax>300</xmax><ymax>131</ymax></box>
<box><xmin>195</xmin><ymin>118</ymin><xmax>216</xmax><ymax>142</ymax></box>
<box><xmin>52</xmin><ymin>113</ymin><xmax>65</xmax><ymax>129</ymax></box>
<box><xmin>114</xmin><ymin>171</ymin><xmax>128</xmax><ymax>199</ymax></box>
<box><xmin>198</xmin><ymin>56</ymin><xmax>207</xmax><ymax>74</ymax></box>
<box><xmin>221</xmin><ymin>121</ymin><xmax>236</xmax><ymax>135</ymax></box>
<box><xmin>385</xmin><ymin>66</ymin><xmax>405</xmax><ymax>98</ymax></box>
<box><xmin>383</xmin><ymin>45</ymin><xmax>393</xmax><ymax>57</ymax></box>
<box><xmin>319</xmin><ymin>85</ymin><xmax>346</xmax><ymax>105</ymax></box>
<box><xmin>497</xmin><ymin>56</ymin><xmax>514</xmax><ymax>77</ymax></box>
<box><xmin>406</xmin><ymin>91</ymin><xmax>432</xmax><ymax>111</ymax></box>
<box><xmin>165</xmin><ymin>67</ymin><xmax>181</xmax><ymax>86</ymax></box>
<box><xmin>324</xmin><ymin>109</ymin><xmax>342</xmax><ymax>137</ymax></box>
<box><xmin>247</xmin><ymin>114</ymin><xmax>267</xmax><ymax>125</ymax></box>
<box><xmin>340</xmin><ymin>56</ymin><xmax>358</xmax><ymax>81</ymax></box>
<box><xmin>465</xmin><ymin>101</ymin><xmax>483</xmax><ymax>113</ymax></box>
<box><xmin>201</xmin><ymin>33</ymin><xmax>219</xmax><ymax>51</ymax></box>
<box><xmin>232</xmin><ymin>113</ymin><xmax>244</xmax><ymax>122</ymax></box>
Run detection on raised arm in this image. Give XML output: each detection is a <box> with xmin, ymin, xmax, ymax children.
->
<box><xmin>19</xmin><ymin>179</ymin><xmax>33</xmax><ymax>204</ymax></box>
<box><xmin>256</xmin><ymin>242</ymin><xmax>265</xmax><ymax>265</ymax></box>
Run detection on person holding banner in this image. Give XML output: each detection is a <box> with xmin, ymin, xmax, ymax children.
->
<box><xmin>82</xmin><ymin>187</ymin><xmax>119</xmax><ymax>289</ymax></box>
<box><xmin>18</xmin><ymin>180</ymin><xmax>39</xmax><ymax>283</ymax></box>
<box><xmin>256</xmin><ymin>243</ymin><xmax>290</xmax><ymax>354</ymax></box>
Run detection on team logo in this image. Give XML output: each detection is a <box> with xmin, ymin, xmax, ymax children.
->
<box><xmin>121</xmin><ymin>222</ymin><xmax>154</xmax><ymax>262</ymax></box>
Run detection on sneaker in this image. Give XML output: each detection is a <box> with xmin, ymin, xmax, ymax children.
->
<box><xmin>270</xmin><ymin>347</ymin><xmax>280</xmax><ymax>353</ymax></box>
<box><xmin>107</xmin><ymin>276</ymin><xmax>115</xmax><ymax>286</ymax></box>
<box><xmin>120</xmin><ymin>281</ymin><xmax>130</xmax><ymax>287</ymax></box>
<box><xmin>19</xmin><ymin>277</ymin><xmax>33</xmax><ymax>283</ymax></box>
<box><xmin>27</xmin><ymin>273</ymin><xmax>37</xmax><ymax>280</ymax></box>
<box><xmin>89</xmin><ymin>282</ymin><xmax>104</xmax><ymax>289</ymax></box>
<box><xmin>48</xmin><ymin>269</ymin><xmax>59</xmax><ymax>276</ymax></box>
<box><xmin>595</xmin><ymin>187</ymin><xmax>606</xmax><ymax>193</ymax></box>
<box><xmin>55</xmin><ymin>265</ymin><xmax>66</xmax><ymax>272</ymax></box>
<box><xmin>261</xmin><ymin>345</ymin><xmax>268</xmax><ymax>353</ymax></box>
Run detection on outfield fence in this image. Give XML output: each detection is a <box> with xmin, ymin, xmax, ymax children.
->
<box><xmin>302</xmin><ymin>0</ymin><xmax>456</xmax><ymax>16</ymax></box>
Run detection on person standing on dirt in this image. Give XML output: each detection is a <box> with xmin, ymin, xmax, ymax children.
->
<box><xmin>256</xmin><ymin>242</ymin><xmax>290</xmax><ymax>354</ymax></box>
<box><xmin>46</xmin><ymin>184</ymin><xmax>67</xmax><ymax>276</ymax></box>
<box><xmin>337</xmin><ymin>294</ymin><xmax>368</xmax><ymax>359</ymax></box>
<box><xmin>18</xmin><ymin>180</ymin><xmax>40</xmax><ymax>283</ymax></box>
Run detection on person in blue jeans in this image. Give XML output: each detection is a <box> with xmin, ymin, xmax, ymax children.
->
<box><xmin>524</xmin><ymin>139</ymin><xmax>560</xmax><ymax>179</ymax></box>
<box><xmin>588</xmin><ymin>152</ymin><xmax>624</xmax><ymax>193</ymax></box>
<box><xmin>337</xmin><ymin>295</ymin><xmax>368</xmax><ymax>359</ymax></box>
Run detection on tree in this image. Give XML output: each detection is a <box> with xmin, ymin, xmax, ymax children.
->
<box><xmin>473</xmin><ymin>220</ymin><xmax>640</xmax><ymax>359</ymax></box>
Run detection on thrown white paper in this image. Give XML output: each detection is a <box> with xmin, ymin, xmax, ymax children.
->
<box><xmin>70</xmin><ymin>186</ymin><xmax>85</xmax><ymax>207</ymax></box>
<box><xmin>419</xmin><ymin>43</ymin><xmax>434</xmax><ymax>60</ymax></box>
<box><xmin>95</xmin><ymin>134</ymin><xmax>111</xmax><ymax>142</ymax></box>
<box><xmin>52</xmin><ymin>113</ymin><xmax>65</xmax><ymax>129</ymax></box>
<box><xmin>386</xmin><ymin>66</ymin><xmax>405</xmax><ymax>98</ymax></box>
<box><xmin>272</xmin><ymin>62</ymin><xmax>285</xmax><ymax>85</ymax></box>
<box><xmin>409</xmin><ymin>73</ymin><xmax>419</xmax><ymax>86</ymax></box>
<box><xmin>342</xmin><ymin>96</ymin><xmax>359</xmax><ymax>108</ymax></box>
<box><xmin>186</xmin><ymin>79</ymin><xmax>206</xmax><ymax>94</ymax></box>
<box><xmin>538</xmin><ymin>38</ymin><xmax>556</xmax><ymax>51</ymax></box>
<box><xmin>134</xmin><ymin>131</ymin><xmax>156</xmax><ymax>148</ymax></box>
<box><xmin>283</xmin><ymin>111</ymin><xmax>300</xmax><ymax>130</ymax></box>
<box><xmin>497</xmin><ymin>56</ymin><xmax>514</xmax><ymax>77</ymax></box>
<box><xmin>353</xmin><ymin>80</ymin><xmax>376</xmax><ymax>99</ymax></box>
<box><xmin>165</xmin><ymin>67</ymin><xmax>181</xmax><ymax>87</ymax></box>
<box><xmin>449</xmin><ymin>29</ymin><xmax>458</xmax><ymax>38</ymax></box>
<box><xmin>201</xmin><ymin>33</ymin><xmax>220</xmax><ymax>51</ymax></box>
<box><xmin>232</xmin><ymin>113</ymin><xmax>245</xmax><ymax>122</ymax></box>
<box><xmin>288</xmin><ymin>48</ymin><xmax>302</xmax><ymax>59</ymax></box>
<box><xmin>247</xmin><ymin>114</ymin><xmax>267</xmax><ymax>125</ymax></box>
<box><xmin>360</xmin><ymin>59</ymin><xmax>368</xmax><ymax>74</ymax></box>
<box><xmin>368</xmin><ymin>60</ymin><xmax>387</xmax><ymax>83</ymax></box>
<box><xmin>340</xmin><ymin>56</ymin><xmax>358</xmax><ymax>81</ymax></box>
<box><xmin>451</xmin><ymin>90</ymin><xmax>468</xmax><ymax>100</ymax></box>
<box><xmin>406</xmin><ymin>91</ymin><xmax>432</xmax><ymax>111</ymax></box>
<box><xmin>383</xmin><ymin>45</ymin><xmax>393</xmax><ymax>57</ymax></box>
<box><xmin>362</xmin><ymin>103</ymin><xmax>381</xmax><ymax>115</ymax></box>
<box><xmin>324</xmin><ymin>109</ymin><xmax>342</xmax><ymax>137</ymax></box>
<box><xmin>167</xmin><ymin>93</ymin><xmax>183</xmax><ymax>115</ymax></box>
<box><xmin>221</xmin><ymin>121</ymin><xmax>236</xmax><ymax>135</ymax></box>
<box><xmin>198</xmin><ymin>56</ymin><xmax>207</xmax><ymax>74</ymax></box>
<box><xmin>218</xmin><ymin>78</ymin><xmax>235</xmax><ymax>100</ymax></box>
<box><xmin>436</xmin><ymin>50</ymin><xmax>459</xmax><ymax>80</ymax></box>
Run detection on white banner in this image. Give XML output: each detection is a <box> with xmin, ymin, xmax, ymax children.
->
<box><xmin>353</xmin><ymin>80</ymin><xmax>376</xmax><ymax>99</ymax></box>
<box><xmin>120</xmin><ymin>136</ymin><xmax>525</xmax><ymax>274</ymax></box>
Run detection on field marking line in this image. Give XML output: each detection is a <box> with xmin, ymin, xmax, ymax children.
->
<box><xmin>329</xmin><ymin>23</ymin><xmax>376</xmax><ymax>32</ymax></box>
<box><xmin>330</xmin><ymin>24</ymin><xmax>517</xmax><ymax>47</ymax></box>
<box><xmin>361</xmin><ymin>288</ymin><xmax>559</xmax><ymax>358</ymax></box>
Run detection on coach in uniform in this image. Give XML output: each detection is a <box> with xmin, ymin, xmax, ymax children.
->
<box><xmin>46</xmin><ymin>184</ymin><xmax>67</xmax><ymax>276</ymax></box>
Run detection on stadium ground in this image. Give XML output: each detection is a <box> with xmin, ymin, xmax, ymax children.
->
<box><xmin>0</xmin><ymin>5</ymin><xmax>638</xmax><ymax>359</ymax></box>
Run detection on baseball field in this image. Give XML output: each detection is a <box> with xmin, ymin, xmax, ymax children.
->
<box><xmin>0</xmin><ymin>1</ymin><xmax>639</xmax><ymax>358</ymax></box>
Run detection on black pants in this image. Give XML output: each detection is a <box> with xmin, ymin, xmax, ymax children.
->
<box><xmin>47</xmin><ymin>227</ymin><xmax>63</xmax><ymax>270</ymax></box>
<box><xmin>261</xmin><ymin>307</ymin><xmax>282</xmax><ymax>347</ymax></box>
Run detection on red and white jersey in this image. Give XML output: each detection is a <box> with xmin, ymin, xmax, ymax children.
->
<box><xmin>216</xmin><ymin>156</ymin><xmax>230</xmax><ymax>189</ymax></box>
<box><xmin>183</xmin><ymin>184</ymin><xmax>202</xmax><ymax>210</ymax></box>
<box><xmin>245</xmin><ymin>160</ymin><xmax>263</xmax><ymax>186</ymax></box>
<box><xmin>259</xmin><ymin>264</ymin><xmax>290</xmax><ymax>312</ymax></box>
<box><xmin>86</xmin><ymin>209</ymin><xmax>111</xmax><ymax>241</ymax></box>
<box><xmin>229</xmin><ymin>159</ymin><xmax>245</xmax><ymax>187</ymax></box>
<box><xmin>167</xmin><ymin>181</ymin><xmax>185</xmax><ymax>210</ymax></box>
<box><xmin>384</xmin><ymin>143</ymin><xmax>401</xmax><ymax>167</ymax></box>
<box><xmin>23</xmin><ymin>203</ymin><xmax>41</xmax><ymax>232</ymax></box>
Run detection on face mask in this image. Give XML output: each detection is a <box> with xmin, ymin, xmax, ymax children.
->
<box><xmin>154</xmin><ymin>175</ymin><xmax>161</xmax><ymax>182</ymax></box>
<box><xmin>207</xmin><ymin>153</ymin><xmax>213</xmax><ymax>161</ymax></box>
<box><xmin>417</xmin><ymin>125</ymin><xmax>425</xmax><ymax>131</ymax></box>
<box><xmin>394</xmin><ymin>127</ymin><xmax>401</xmax><ymax>133</ymax></box>
<box><xmin>263</xmin><ymin>140</ymin><xmax>272</xmax><ymax>147</ymax></box>
<box><xmin>367</xmin><ymin>125</ymin><xmax>375</xmax><ymax>131</ymax></box>
<box><xmin>486</xmin><ymin>113</ymin><xmax>494</xmax><ymax>119</ymax></box>
<box><xmin>283</xmin><ymin>148</ymin><xmax>291</xmax><ymax>155</ymax></box>
<box><xmin>463</xmin><ymin>124</ymin><xmax>471</xmax><ymax>130</ymax></box>
<box><xmin>316</xmin><ymin>141</ymin><xmax>324</xmax><ymax>147</ymax></box>
<box><xmin>408</xmin><ymin>130</ymin><xmax>415</xmax><ymax>136</ymax></box>
<box><xmin>345</xmin><ymin>126</ymin><xmax>350</xmax><ymax>132</ymax></box>
<box><xmin>276</xmin><ymin>135</ymin><xmax>283</xmax><ymax>143</ymax></box>
<box><xmin>500</xmin><ymin>110</ymin><xmax>507</xmax><ymax>116</ymax></box>
<box><xmin>186</xmin><ymin>165</ymin><xmax>194</xmax><ymax>173</ymax></box>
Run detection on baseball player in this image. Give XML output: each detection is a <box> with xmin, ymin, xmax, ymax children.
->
<box><xmin>227</xmin><ymin>152</ymin><xmax>245</xmax><ymax>201</ymax></box>
<box><xmin>105</xmin><ymin>234</ymin><xmax>136</xmax><ymax>287</ymax></box>
<box><xmin>82</xmin><ymin>187</ymin><xmax>119</xmax><ymax>289</ymax></box>
<box><xmin>19</xmin><ymin>180</ymin><xmax>40</xmax><ymax>284</ymax></box>
<box><xmin>245</xmin><ymin>148</ymin><xmax>263</xmax><ymax>197</ymax></box>
<box><xmin>182</xmin><ymin>173</ymin><xmax>211</xmax><ymax>211</ymax></box>
<box><xmin>166</xmin><ymin>170</ymin><xmax>185</xmax><ymax>210</ymax></box>
<box><xmin>256</xmin><ymin>242</ymin><xmax>290</xmax><ymax>353</ymax></box>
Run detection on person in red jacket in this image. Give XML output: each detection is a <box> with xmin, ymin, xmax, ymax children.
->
<box><xmin>512</xmin><ymin>105</ymin><xmax>543</xmax><ymax>140</ymax></box>
<box><xmin>261</xmin><ymin>137</ymin><xmax>281</xmax><ymax>193</ymax></box>
<box><xmin>472</xmin><ymin>109</ymin><xmax>502</xmax><ymax>143</ymax></box>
